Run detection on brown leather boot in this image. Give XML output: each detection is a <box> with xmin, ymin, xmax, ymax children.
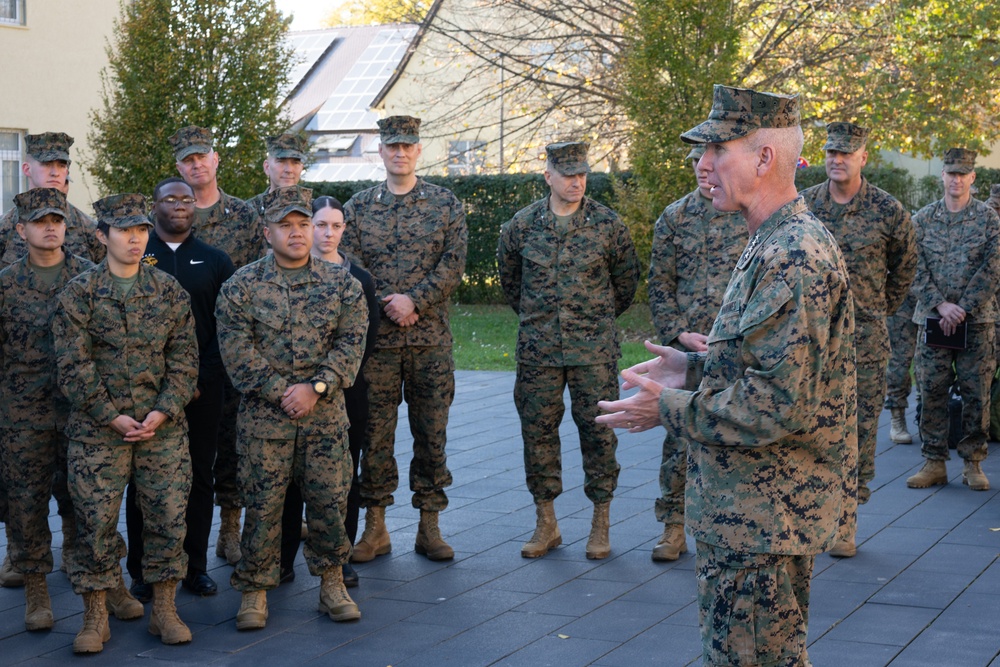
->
<box><xmin>829</xmin><ymin>537</ymin><xmax>857</xmax><ymax>558</ymax></box>
<box><xmin>106</xmin><ymin>569</ymin><xmax>144</xmax><ymax>619</ymax></box>
<box><xmin>319</xmin><ymin>567</ymin><xmax>361</xmax><ymax>622</ymax></box>
<box><xmin>521</xmin><ymin>500</ymin><xmax>561</xmax><ymax>558</ymax></box>
<box><xmin>73</xmin><ymin>590</ymin><xmax>110</xmax><ymax>654</ymax></box>
<box><xmin>148</xmin><ymin>581</ymin><xmax>191</xmax><ymax>644</ymax></box>
<box><xmin>24</xmin><ymin>573</ymin><xmax>54</xmax><ymax>631</ymax></box>
<box><xmin>415</xmin><ymin>510</ymin><xmax>454</xmax><ymax>560</ymax></box>
<box><xmin>651</xmin><ymin>524</ymin><xmax>687</xmax><ymax>562</ymax></box>
<box><xmin>351</xmin><ymin>506</ymin><xmax>391</xmax><ymax>563</ymax></box>
<box><xmin>0</xmin><ymin>525</ymin><xmax>24</xmax><ymax>588</ymax></box>
<box><xmin>906</xmin><ymin>460</ymin><xmax>948</xmax><ymax>488</ymax></box>
<box><xmin>585</xmin><ymin>502</ymin><xmax>611</xmax><ymax>560</ymax></box>
<box><xmin>963</xmin><ymin>460</ymin><xmax>990</xmax><ymax>491</ymax></box>
<box><xmin>889</xmin><ymin>408</ymin><xmax>913</xmax><ymax>444</ymax></box>
<box><xmin>216</xmin><ymin>507</ymin><xmax>242</xmax><ymax>565</ymax></box>
<box><xmin>236</xmin><ymin>590</ymin><xmax>268</xmax><ymax>631</ymax></box>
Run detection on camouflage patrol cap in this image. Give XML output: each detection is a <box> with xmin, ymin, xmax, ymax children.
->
<box><xmin>169</xmin><ymin>125</ymin><xmax>214</xmax><ymax>161</ymax></box>
<box><xmin>266</xmin><ymin>133</ymin><xmax>309</xmax><ymax>161</ymax></box>
<box><xmin>377</xmin><ymin>116</ymin><xmax>421</xmax><ymax>144</ymax></box>
<box><xmin>681</xmin><ymin>85</ymin><xmax>800</xmax><ymax>144</ymax></box>
<box><xmin>545</xmin><ymin>142</ymin><xmax>590</xmax><ymax>175</ymax></box>
<box><xmin>824</xmin><ymin>122</ymin><xmax>869</xmax><ymax>153</ymax></box>
<box><xmin>14</xmin><ymin>188</ymin><xmax>68</xmax><ymax>222</ymax></box>
<box><xmin>943</xmin><ymin>147</ymin><xmax>977</xmax><ymax>174</ymax></box>
<box><xmin>685</xmin><ymin>145</ymin><xmax>706</xmax><ymax>161</ymax></box>
<box><xmin>25</xmin><ymin>132</ymin><xmax>74</xmax><ymax>163</ymax></box>
<box><xmin>263</xmin><ymin>185</ymin><xmax>313</xmax><ymax>224</ymax></box>
<box><xmin>93</xmin><ymin>193</ymin><xmax>153</xmax><ymax>229</ymax></box>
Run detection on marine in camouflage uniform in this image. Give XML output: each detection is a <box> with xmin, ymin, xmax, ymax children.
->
<box><xmin>53</xmin><ymin>194</ymin><xmax>198</xmax><ymax>652</ymax></box>
<box><xmin>802</xmin><ymin>122</ymin><xmax>916</xmax><ymax>557</ymax></box>
<box><xmin>907</xmin><ymin>148</ymin><xmax>1000</xmax><ymax>492</ymax></box>
<box><xmin>169</xmin><ymin>125</ymin><xmax>266</xmax><ymax>563</ymax></box>
<box><xmin>245</xmin><ymin>133</ymin><xmax>309</xmax><ymax>218</ymax></box>
<box><xmin>216</xmin><ymin>186</ymin><xmax>368</xmax><ymax>627</ymax></box>
<box><xmin>0</xmin><ymin>133</ymin><xmax>105</xmax><ymax>269</ymax></box>
<box><xmin>598</xmin><ymin>86</ymin><xmax>857</xmax><ymax>666</ymax></box>
<box><xmin>498</xmin><ymin>141</ymin><xmax>638</xmax><ymax>561</ymax></box>
<box><xmin>987</xmin><ymin>185</ymin><xmax>1000</xmax><ymax>367</ymax></box>
<box><xmin>0</xmin><ymin>189</ymin><xmax>95</xmax><ymax>630</ymax></box>
<box><xmin>341</xmin><ymin>116</ymin><xmax>467</xmax><ymax>562</ymax></box>
<box><xmin>647</xmin><ymin>143</ymin><xmax>745</xmax><ymax>562</ymax></box>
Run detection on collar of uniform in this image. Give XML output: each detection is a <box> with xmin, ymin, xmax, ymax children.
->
<box><xmin>541</xmin><ymin>195</ymin><xmax>592</xmax><ymax>227</ymax></box>
<box><xmin>820</xmin><ymin>175</ymin><xmax>870</xmax><ymax>214</ymax></box>
<box><xmin>735</xmin><ymin>197</ymin><xmax>808</xmax><ymax>271</ymax></box>
<box><xmin>12</xmin><ymin>251</ymin><xmax>81</xmax><ymax>292</ymax></box>
<box><xmin>199</xmin><ymin>187</ymin><xmax>235</xmax><ymax>218</ymax></box>
<box><xmin>94</xmin><ymin>261</ymin><xmax>159</xmax><ymax>301</ymax></box>
<box><xmin>376</xmin><ymin>178</ymin><xmax>429</xmax><ymax>205</ymax></box>
<box><xmin>260</xmin><ymin>253</ymin><xmax>317</xmax><ymax>286</ymax></box>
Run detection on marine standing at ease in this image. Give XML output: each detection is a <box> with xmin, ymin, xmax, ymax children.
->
<box><xmin>497</xmin><ymin>141</ymin><xmax>638</xmax><ymax>560</ymax></box>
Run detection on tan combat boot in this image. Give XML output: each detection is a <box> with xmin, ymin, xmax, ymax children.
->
<box><xmin>148</xmin><ymin>580</ymin><xmax>192</xmax><ymax>644</ymax></box>
<box><xmin>585</xmin><ymin>502</ymin><xmax>612</xmax><ymax>560</ymax></box>
<box><xmin>890</xmin><ymin>408</ymin><xmax>913</xmax><ymax>444</ymax></box>
<box><xmin>906</xmin><ymin>460</ymin><xmax>948</xmax><ymax>488</ymax></box>
<box><xmin>24</xmin><ymin>573</ymin><xmax>54</xmax><ymax>631</ymax></box>
<box><xmin>106</xmin><ymin>569</ymin><xmax>144</xmax><ymax>619</ymax></box>
<box><xmin>351</xmin><ymin>506</ymin><xmax>391</xmax><ymax>563</ymax></box>
<box><xmin>829</xmin><ymin>537</ymin><xmax>857</xmax><ymax>558</ymax></box>
<box><xmin>318</xmin><ymin>567</ymin><xmax>361</xmax><ymax>622</ymax></box>
<box><xmin>235</xmin><ymin>590</ymin><xmax>268</xmax><ymax>631</ymax></box>
<box><xmin>651</xmin><ymin>524</ymin><xmax>688</xmax><ymax>562</ymax></box>
<box><xmin>415</xmin><ymin>510</ymin><xmax>454</xmax><ymax>560</ymax></box>
<box><xmin>963</xmin><ymin>460</ymin><xmax>990</xmax><ymax>491</ymax></box>
<box><xmin>60</xmin><ymin>513</ymin><xmax>78</xmax><ymax>573</ymax></box>
<box><xmin>0</xmin><ymin>525</ymin><xmax>24</xmax><ymax>588</ymax></box>
<box><xmin>521</xmin><ymin>500</ymin><xmax>561</xmax><ymax>558</ymax></box>
<box><xmin>73</xmin><ymin>590</ymin><xmax>110</xmax><ymax>654</ymax></box>
<box><xmin>216</xmin><ymin>507</ymin><xmax>243</xmax><ymax>565</ymax></box>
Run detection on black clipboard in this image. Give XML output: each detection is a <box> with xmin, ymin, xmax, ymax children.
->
<box><xmin>925</xmin><ymin>317</ymin><xmax>967</xmax><ymax>350</ymax></box>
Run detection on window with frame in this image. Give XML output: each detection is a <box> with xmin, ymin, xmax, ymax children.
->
<box><xmin>448</xmin><ymin>140</ymin><xmax>486</xmax><ymax>176</ymax></box>
<box><xmin>0</xmin><ymin>0</ymin><xmax>26</xmax><ymax>26</ymax></box>
<box><xmin>0</xmin><ymin>131</ymin><xmax>24</xmax><ymax>215</ymax></box>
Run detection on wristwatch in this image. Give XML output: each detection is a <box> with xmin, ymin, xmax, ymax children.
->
<box><xmin>312</xmin><ymin>380</ymin><xmax>328</xmax><ymax>397</ymax></box>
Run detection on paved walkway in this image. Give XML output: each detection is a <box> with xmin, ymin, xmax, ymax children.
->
<box><xmin>2</xmin><ymin>370</ymin><xmax>999</xmax><ymax>665</ymax></box>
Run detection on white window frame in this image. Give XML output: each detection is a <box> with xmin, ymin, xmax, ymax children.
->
<box><xmin>448</xmin><ymin>140</ymin><xmax>487</xmax><ymax>176</ymax></box>
<box><xmin>0</xmin><ymin>0</ymin><xmax>26</xmax><ymax>26</ymax></box>
<box><xmin>0</xmin><ymin>130</ymin><xmax>25</xmax><ymax>215</ymax></box>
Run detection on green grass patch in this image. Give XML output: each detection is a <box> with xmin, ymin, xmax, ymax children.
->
<box><xmin>450</xmin><ymin>303</ymin><xmax>657</xmax><ymax>372</ymax></box>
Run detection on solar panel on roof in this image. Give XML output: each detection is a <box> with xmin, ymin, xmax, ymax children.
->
<box><xmin>282</xmin><ymin>32</ymin><xmax>339</xmax><ymax>99</ymax></box>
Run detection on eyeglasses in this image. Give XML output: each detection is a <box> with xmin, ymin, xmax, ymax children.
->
<box><xmin>157</xmin><ymin>196</ymin><xmax>196</xmax><ymax>206</ymax></box>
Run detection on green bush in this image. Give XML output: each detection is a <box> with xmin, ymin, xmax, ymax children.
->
<box><xmin>307</xmin><ymin>173</ymin><xmax>621</xmax><ymax>304</ymax></box>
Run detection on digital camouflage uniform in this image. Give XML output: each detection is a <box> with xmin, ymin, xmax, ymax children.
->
<box><xmin>987</xmin><ymin>185</ymin><xmax>1000</xmax><ymax>366</ymax></box>
<box><xmin>342</xmin><ymin>177</ymin><xmax>467</xmax><ymax>511</ymax></box>
<box><xmin>0</xmin><ymin>189</ymin><xmax>94</xmax><ymax>576</ymax></box>
<box><xmin>246</xmin><ymin>133</ymin><xmax>310</xmax><ymax>218</ymax></box>
<box><xmin>216</xmin><ymin>247</ymin><xmax>368</xmax><ymax>591</ymax></box>
<box><xmin>885</xmin><ymin>290</ymin><xmax>918</xmax><ymax>410</ymax></box>
<box><xmin>648</xmin><ymin>188</ymin><xmax>744</xmax><ymax>526</ymax></box>
<box><xmin>169</xmin><ymin>125</ymin><xmax>267</xmax><ymax>512</ymax></box>
<box><xmin>671</xmin><ymin>86</ymin><xmax>857</xmax><ymax>667</ymax></box>
<box><xmin>802</xmin><ymin>169</ymin><xmax>917</xmax><ymax>506</ymax></box>
<box><xmin>911</xmin><ymin>191</ymin><xmax>1000</xmax><ymax>463</ymax></box>
<box><xmin>53</xmin><ymin>194</ymin><xmax>198</xmax><ymax>593</ymax></box>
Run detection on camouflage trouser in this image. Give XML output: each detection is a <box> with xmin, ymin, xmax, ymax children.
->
<box><xmin>232</xmin><ymin>432</ymin><xmax>351</xmax><ymax>592</ymax></box>
<box><xmin>696</xmin><ymin>541</ymin><xmax>813</xmax><ymax>667</ymax></box>
<box><xmin>655</xmin><ymin>434</ymin><xmax>685</xmax><ymax>525</ymax></box>
<box><xmin>858</xmin><ymin>360</ymin><xmax>887</xmax><ymax>491</ymax></box>
<box><xmin>3</xmin><ymin>429</ymin><xmax>70</xmax><ymax>574</ymax></box>
<box><xmin>67</xmin><ymin>435</ymin><xmax>191</xmax><ymax>593</ymax></box>
<box><xmin>213</xmin><ymin>373</ymin><xmax>242</xmax><ymax>509</ymax></box>
<box><xmin>360</xmin><ymin>346</ymin><xmax>455</xmax><ymax>511</ymax></box>
<box><xmin>884</xmin><ymin>313</ymin><xmax>918</xmax><ymax>410</ymax></box>
<box><xmin>515</xmin><ymin>363</ymin><xmax>621</xmax><ymax>504</ymax></box>
<box><xmin>916</xmin><ymin>323</ymin><xmax>995</xmax><ymax>462</ymax></box>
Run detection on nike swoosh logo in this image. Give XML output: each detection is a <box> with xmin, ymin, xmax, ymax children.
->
<box><xmin>190</xmin><ymin>260</ymin><xmax>205</xmax><ymax>265</ymax></box>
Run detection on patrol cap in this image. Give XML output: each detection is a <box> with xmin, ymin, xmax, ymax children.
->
<box><xmin>93</xmin><ymin>193</ymin><xmax>153</xmax><ymax>229</ymax></box>
<box><xmin>263</xmin><ymin>185</ymin><xmax>313</xmax><ymax>224</ymax></box>
<box><xmin>266</xmin><ymin>133</ymin><xmax>309</xmax><ymax>161</ymax></box>
<box><xmin>545</xmin><ymin>141</ymin><xmax>590</xmax><ymax>176</ymax></box>
<box><xmin>25</xmin><ymin>132</ymin><xmax>73</xmax><ymax>163</ymax></box>
<box><xmin>681</xmin><ymin>85</ymin><xmax>800</xmax><ymax>144</ymax></box>
<box><xmin>169</xmin><ymin>125</ymin><xmax>214</xmax><ymax>161</ymax></box>
<box><xmin>377</xmin><ymin>116</ymin><xmax>421</xmax><ymax>145</ymax></box>
<box><xmin>685</xmin><ymin>144</ymin><xmax>706</xmax><ymax>161</ymax></box>
<box><xmin>14</xmin><ymin>188</ymin><xmax>68</xmax><ymax>222</ymax></box>
<box><xmin>824</xmin><ymin>122</ymin><xmax>869</xmax><ymax>153</ymax></box>
<box><xmin>942</xmin><ymin>148</ymin><xmax>976</xmax><ymax>174</ymax></box>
